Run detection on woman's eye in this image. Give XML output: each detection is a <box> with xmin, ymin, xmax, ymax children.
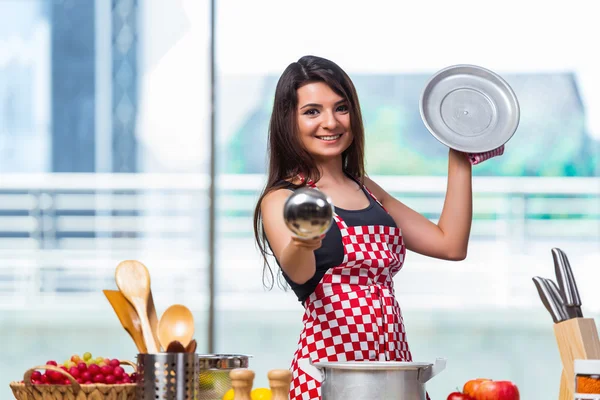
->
<box><xmin>303</xmin><ymin>109</ymin><xmax>319</xmax><ymax>116</ymax></box>
<box><xmin>336</xmin><ymin>104</ymin><xmax>349</xmax><ymax>113</ymax></box>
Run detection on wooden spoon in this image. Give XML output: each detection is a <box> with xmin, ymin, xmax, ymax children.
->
<box><xmin>103</xmin><ymin>290</ymin><xmax>147</xmax><ymax>353</ymax></box>
<box><xmin>157</xmin><ymin>304</ymin><xmax>195</xmax><ymax>350</ymax></box>
<box><xmin>166</xmin><ymin>340</ymin><xmax>186</xmax><ymax>353</ymax></box>
<box><xmin>185</xmin><ymin>339</ymin><xmax>197</xmax><ymax>353</ymax></box>
<box><xmin>114</xmin><ymin>260</ymin><xmax>159</xmax><ymax>353</ymax></box>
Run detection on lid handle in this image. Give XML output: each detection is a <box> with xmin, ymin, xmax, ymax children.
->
<box><xmin>418</xmin><ymin>358</ymin><xmax>447</xmax><ymax>383</ymax></box>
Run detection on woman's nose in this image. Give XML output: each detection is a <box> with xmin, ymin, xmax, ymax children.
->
<box><xmin>321</xmin><ymin>110</ymin><xmax>338</xmax><ymax>130</ymax></box>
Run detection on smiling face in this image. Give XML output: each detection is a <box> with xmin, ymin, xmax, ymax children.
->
<box><xmin>296</xmin><ymin>81</ymin><xmax>353</xmax><ymax>161</ymax></box>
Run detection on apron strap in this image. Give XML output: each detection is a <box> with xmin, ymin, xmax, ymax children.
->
<box><xmin>360</xmin><ymin>181</ymin><xmax>388</xmax><ymax>213</ymax></box>
<box><xmin>297</xmin><ymin>173</ymin><xmax>316</xmax><ymax>188</ymax></box>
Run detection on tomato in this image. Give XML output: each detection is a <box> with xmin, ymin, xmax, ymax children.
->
<box><xmin>463</xmin><ymin>379</ymin><xmax>491</xmax><ymax>397</ymax></box>
<box><xmin>473</xmin><ymin>380</ymin><xmax>520</xmax><ymax>400</ymax></box>
<box><xmin>447</xmin><ymin>392</ymin><xmax>473</xmax><ymax>400</ymax></box>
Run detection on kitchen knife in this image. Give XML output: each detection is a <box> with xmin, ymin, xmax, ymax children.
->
<box><xmin>552</xmin><ymin>247</ymin><xmax>583</xmax><ymax>318</ymax></box>
<box><xmin>542</xmin><ymin>277</ymin><xmax>570</xmax><ymax>320</ymax></box>
<box><xmin>532</xmin><ymin>276</ymin><xmax>569</xmax><ymax>323</ymax></box>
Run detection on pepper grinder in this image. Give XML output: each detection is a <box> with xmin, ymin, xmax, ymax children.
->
<box><xmin>268</xmin><ymin>369</ymin><xmax>293</xmax><ymax>400</ymax></box>
<box><xmin>230</xmin><ymin>368</ymin><xmax>255</xmax><ymax>400</ymax></box>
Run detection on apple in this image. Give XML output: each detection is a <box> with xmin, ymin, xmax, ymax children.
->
<box><xmin>473</xmin><ymin>380</ymin><xmax>519</xmax><ymax>400</ymax></box>
<box><xmin>463</xmin><ymin>379</ymin><xmax>491</xmax><ymax>397</ymax></box>
<box><xmin>447</xmin><ymin>392</ymin><xmax>473</xmax><ymax>400</ymax></box>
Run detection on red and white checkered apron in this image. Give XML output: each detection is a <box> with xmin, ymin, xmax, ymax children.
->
<box><xmin>289</xmin><ymin>179</ymin><xmax>413</xmax><ymax>400</ymax></box>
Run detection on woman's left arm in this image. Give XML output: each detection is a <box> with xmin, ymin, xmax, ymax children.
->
<box><xmin>365</xmin><ymin>148</ymin><xmax>473</xmax><ymax>261</ymax></box>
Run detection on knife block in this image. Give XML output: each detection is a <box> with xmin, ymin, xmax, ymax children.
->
<box><xmin>553</xmin><ymin>317</ymin><xmax>600</xmax><ymax>399</ymax></box>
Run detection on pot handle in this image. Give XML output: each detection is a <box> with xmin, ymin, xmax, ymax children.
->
<box><xmin>417</xmin><ymin>358</ymin><xmax>447</xmax><ymax>384</ymax></box>
<box><xmin>297</xmin><ymin>358</ymin><xmax>323</xmax><ymax>383</ymax></box>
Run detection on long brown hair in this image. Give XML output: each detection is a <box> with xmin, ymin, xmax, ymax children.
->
<box><xmin>253</xmin><ymin>55</ymin><xmax>366</xmax><ymax>289</ymax></box>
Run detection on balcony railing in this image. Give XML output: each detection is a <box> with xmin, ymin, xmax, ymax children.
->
<box><xmin>0</xmin><ymin>173</ymin><xmax>598</xmax><ymax>312</ymax></box>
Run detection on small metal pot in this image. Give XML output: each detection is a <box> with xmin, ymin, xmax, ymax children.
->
<box><xmin>298</xmin><ymin>358</ymin><xmax>446</xmax><ymax>400</ymax></box>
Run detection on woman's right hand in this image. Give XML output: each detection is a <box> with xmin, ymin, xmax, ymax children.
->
<box><xmin>289</xmin><ymin>234</ymin><xmax>325</xmax><ymax>252</ymax></box>
<box><xmin>261</xmin><ymin>188</ymin><xmax>323</xmax><ymax>284</ymax></box>
<box><xmin>278</xmin><ymin>234</ymin><xmax>324</xmax><ymax>284</ymax></box>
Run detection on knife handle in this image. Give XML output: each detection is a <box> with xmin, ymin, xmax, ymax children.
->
<box><xmin>533</xmin><ymin>276</ymin><xmax>567</xmax><ymax>323</ymax></box>
<box><xmin>543</xmin><ymin>278</ymin><xmax>570</xmax><ymax>321</ymax></box>
<box><xmin>552</xmin><ymin>248</ymin><xmax>582</xmax><ymax>308</ymax></box>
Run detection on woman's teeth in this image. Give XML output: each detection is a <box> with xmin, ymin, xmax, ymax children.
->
<box><xmin>318</xmin><ymin>134</ymin><xmax>342</xmax><ymax>141</ymax></box>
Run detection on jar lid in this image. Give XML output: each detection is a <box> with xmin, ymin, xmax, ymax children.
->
<box><xmin>574</xmin><ymin>359</ymin><xmax>600</xmax><ymax>375</ymax></box>
<box><xmin>198</xmin><ymin>354</ymin><xmax>252</xmax><ymax>370</ymax></box>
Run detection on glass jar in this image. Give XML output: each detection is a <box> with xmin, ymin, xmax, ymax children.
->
<box><xmin>575</xmin><ymin>359</ymin><xmax>600</xmax><ymax>399</ymax></box>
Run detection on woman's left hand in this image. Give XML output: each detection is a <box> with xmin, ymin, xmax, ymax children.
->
<box><xmin>466</xmin><ymin>144</ymin><xmax>505</xmax><ymax>165</ymax></box>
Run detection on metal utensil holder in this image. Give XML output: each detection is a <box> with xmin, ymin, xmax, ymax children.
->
<box><xmin>137</xmin><ymin>353</ymin><xmax>199</xmax><ymax>400</ymax></box>
<box><xmin>197</xmin><ymin>354</ymin><xmax>251</xmax><ymax>400</ymax></box>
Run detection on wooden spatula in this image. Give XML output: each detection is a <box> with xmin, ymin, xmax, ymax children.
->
<box><xmin>103</xmin><ymin>289</ymin><xmax>147</xmax><ymax>353</ymax></box>
<box><xmin>114</xmin><ymin>260</ymin><xmax>160</xmax><ymax>353</ymax></box>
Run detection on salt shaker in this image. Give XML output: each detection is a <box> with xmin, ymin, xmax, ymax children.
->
<box><xmin>268</xmin><ymin>369</ymin><xmax>293</xmax><ymax>400</ymax></box>
<box><xmin>230</xmin><ymin>368</ymin><xmax>255</xmax><ymax>400</ymax></box>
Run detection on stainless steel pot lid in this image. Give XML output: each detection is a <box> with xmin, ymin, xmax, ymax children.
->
<box><xmin>312</xmin><ymin>361</ymin><xmax>433</xmax><ymax>370</ymax></box>
<box><xmin>419</xmin><ymin>64</ymin><xmax>520</xmax><ymax>153</ymax></box>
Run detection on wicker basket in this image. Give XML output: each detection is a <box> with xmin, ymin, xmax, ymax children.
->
<box><xmin>9</xmin><ymin>361</ymin><xmax>137</xmax><ymax>400</ymax></box>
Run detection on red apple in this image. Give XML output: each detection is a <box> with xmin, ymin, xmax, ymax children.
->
<box><xmin>463</xmin><ymin>379</ymin><xmax>491</xmax><ymax>397</ymax></box>
<box><xmin>473</xmin><ymin>380</ymin><xmax>519</xmax><ymax>400</ymax></box>
<box><xmin>447</xmin><ymin>392</ymin><xmax>473</xmax><ymax>400</ymax></box>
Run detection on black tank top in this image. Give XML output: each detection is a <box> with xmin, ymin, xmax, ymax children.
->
<box><xmin>273</xmin><ymin>178</ymin><xmax>397</xmax><ymax>303</ymax></box>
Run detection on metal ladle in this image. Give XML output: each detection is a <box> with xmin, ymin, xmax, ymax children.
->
<box><xmin>283</xmin><ymin>187</ymin><xmax>334</xmax><ymax>239</ymax></box>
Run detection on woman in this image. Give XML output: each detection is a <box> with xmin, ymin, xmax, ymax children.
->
<box><xmin>253</xmin><ymin>55</ymin><xmax>502</xmax><ymax>400</ymax></box>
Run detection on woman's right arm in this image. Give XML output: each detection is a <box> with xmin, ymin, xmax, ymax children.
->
<box><xmin>261</xmin><ymin>189</ymin><xmax>322</xmax><ymax>284</ymax></box>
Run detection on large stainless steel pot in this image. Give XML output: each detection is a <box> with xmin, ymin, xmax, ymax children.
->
<box><xmin>298</xmin><ymin>358</ymin><xmax>446</xmax><ymax>400</ymax></box>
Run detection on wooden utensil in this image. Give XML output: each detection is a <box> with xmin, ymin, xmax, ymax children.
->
<box><xmin>157</xmin><ymin>304</ymin><xmax>195</xmax><ymax>349</ymax></box>
<box><xmin>268</xmin><ymin>369</ymin><xmax>293</xmax><ymax>400</ymax></box>
<box><xmin>103</xmin><ymin>289</ymin><xmax>147</xmax><ymax>353</ymax></box>
<box><xmin>166</xmin><ymin>340</ymin><xmax>186</xmax><ymax>353</ymax></box>
<box><xmin>185</xmin><ymin>339</ymin><xmax>197</xmax><ymax>353</ymax></box>
<box><xmin>147</xmin><ymin>291</ymin><xmax>161</xmax><ymax>351</ymax></box>
<box><xmin>230</xmin><ymin>368</ymin><xmax>255</xmax><ymax>400</ymax></box>
<box><xmin>114</xmin><ymin>260</ymin><xmax>159</xmax><ymax>353</ymax></box>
